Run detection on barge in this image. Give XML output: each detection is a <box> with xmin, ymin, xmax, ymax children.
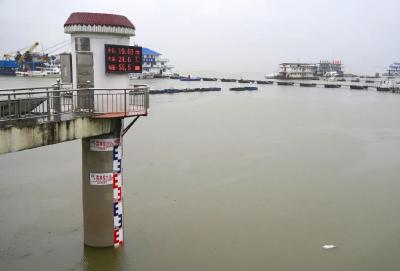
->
<box><xmin>230</xmin><ymin>86</ymin><xmax>258</xmax><ymax>91</ymax></box>
<box><xmin>299</xmin><ymin>83</ymin><xmax>317</xmax><ymax>87</ymax></box>
<box><xmin>277</xmin><ymin>81</ymin><xmax>294</xmax><ymax>86</ymax></box>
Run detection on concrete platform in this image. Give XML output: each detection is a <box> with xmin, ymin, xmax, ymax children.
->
<box><xmin>0</xmin><ymin>117</ymin><xmax>117</xmax><ymax>154</ymax></box>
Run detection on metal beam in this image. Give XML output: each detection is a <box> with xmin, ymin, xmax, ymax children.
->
<box><xmin>122</xmin><ymin>116</ymin><xmax>140</xmax><ymax>137</ymax></box>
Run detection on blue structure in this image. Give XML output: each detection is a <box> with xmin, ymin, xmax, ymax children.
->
<box><xmin>388</xmin><ymin>62</ymin><xmax>400</xmax><ymax>76</ymax></box>
<box><xmin>0</xmin><ymin>60</ymin><xmax>19</xmax><ymax>76</ymax></box>
<box><xmin>131</xmin><ymin>47</ymin><xmax>173</xmax><ymax>77</ymax></box>
<box><xmin>142</xmin><ymin>47</ymin><xmax>161</xmax><ymax>65</ymax></box>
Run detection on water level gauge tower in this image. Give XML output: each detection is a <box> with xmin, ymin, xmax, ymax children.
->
<box><xmin>63</xmin><ymin>12</ymin><xmax>143</xmax><ymax>248</ymax></box>
<box><xmin>0</xmin><ymin>12</ymin><xmax>148</xmax><ymax>249</ymax></box>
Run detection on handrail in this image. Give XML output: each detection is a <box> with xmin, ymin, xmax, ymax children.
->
<box><xmin>0</xmin><ymin>86</ymin><xmax>148</xmax><ymax>96</ymax></box>
<box><xmin>0</xmin><ymin>83</ymin><xmax>72</xmax><ymax>93</ymax></box>
<box><xmin>0</xmin><ymin>85</ymin><xmax>149</xmax><ymax>124</ymax></box>
<box><xmin>0</xmin><ymin>89</ymin><xmax>148</xmax><ymax>96</ymax></box>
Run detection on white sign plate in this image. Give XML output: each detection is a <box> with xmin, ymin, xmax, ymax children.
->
<box><xmin>90</xmin><ymin>138</ymin><xmax>120</xmax><ymax>151</ymax></box>
<box><xmin>90</xmin><ymin>173</ymin><xmax>113</xmax><ymax>185</ymax></box>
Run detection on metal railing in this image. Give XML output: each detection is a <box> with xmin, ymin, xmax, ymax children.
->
<box><xmin>0</xmin><ymin>85</ymin><xmax>149</xmax><ymax>124</ymax></box>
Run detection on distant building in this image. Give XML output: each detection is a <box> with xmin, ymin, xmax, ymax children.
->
<box><xmin>317</xmin><ymin>60</ymin><xmax>344</xmax><ymax>76</ymax></box>
<box><xmin>277</xmin><ymin>63</ymin><xmax>318</xmax><ymax>79</ymax></box>
<box><xmin>141</xmin><ymin>47</ymin><xmax>173</xmax><ymax>77</ymax></box>
<box><xmin>388</xmin><ymin>62</ymin><xmax>400</xmax><ymax>76</ymax></box>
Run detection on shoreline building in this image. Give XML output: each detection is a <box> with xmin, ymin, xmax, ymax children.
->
<box><xmin>388</xmin><ymin>62</ymin><xmax>400</xmax><ymax>76</ymax></box>
<box><xmin>277</xmin><ymin>63</ymin><xmax>318</xmax><ymax>79</ymax></box>
<box><xmin>271</xmin><ymin>60</ymin><xmax>345</xmax><ymax>80</ymax></box>
<box><xmin>317</xmin><ymin>60</ymin><xmax>344</xmax><ymax>76</ymax></box>
<box><xmin>139</xmin><ymin>47</ymin><xmax>173</xmax><ymax>78</ymax></box>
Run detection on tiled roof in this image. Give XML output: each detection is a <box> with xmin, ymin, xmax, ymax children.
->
<box><xmin>64</xmin><ymin>12</ymin><xmax>135</xmax><ymax>29</ymax></box>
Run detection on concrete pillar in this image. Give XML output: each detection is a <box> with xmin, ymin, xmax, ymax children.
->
<box><xmin>82</xmin><ymin>119</ymin><xmax>124</xmax><ymax>247</ymax></box>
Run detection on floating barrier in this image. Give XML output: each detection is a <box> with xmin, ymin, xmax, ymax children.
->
<box><xmin>277</xmin><ymin>82</ymin><xmax>294</xmax><ymax>86</ymax></box>
<box><xmin>350</xmin><ymin>85</ymin><xmax>368</xmax><ymax>90</ymax></box>
<box><xmin>220</xmin><ymin>78</ymin><xmax>237</xmax><ymax>82</ymax></box>
<box><xmin>229</xmin><ymin>86</ymin><xmax>258</xmax><ymax>91</ymax></box>
<box><xmin>324</xmin><ymin>84</ymin><xmax>341</xmax><ymax>88</ymax></box>
<box><xmin>202</xmin><ymin>77</ymin><xmax>218</xmax><ymax>81</ymax></box>
<box><xmin>299</xmin><ymin>83</ymin><xmax>317</xmax><ymax>87</ymax></box>
<box><xmin>149</xmin><ymin>87</ymin><xmax>221</xmax><ymax>94</ymax></box>
<box><xmin>238</xmin><ymin>79</ymin><xmax>254</xmax><ymax>83</ymax></box>
<box><xmin>256</xmin><ymin>80</ymin><xmax>274</xmax><ymax>84</ymax></box>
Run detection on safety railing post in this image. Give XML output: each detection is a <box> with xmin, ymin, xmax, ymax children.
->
<box><xmin>47</xmin><ymin>91</ymin><xmax>51</xmax><ymax>119</ymax></box>
<box><xmin>7</xmin><ymin>94</ymin><xmax>11</xmax><ymax>119</ymax></box>
<box><xmin>124</xmin><ymin>89</ymin><xmax>127</xmax><ymax>115</ymax></box>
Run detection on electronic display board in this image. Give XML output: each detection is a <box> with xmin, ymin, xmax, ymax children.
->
<box><xmin>105</xmin><ymin>44</ymin><xmax>142</xmax><ymax>73</ymax></box>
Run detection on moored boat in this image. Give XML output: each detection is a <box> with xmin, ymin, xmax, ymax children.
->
<box><xmin>230</xmin><ymin>86</ymin><xmax>258</xmax><ymax>91</ymax></box>
<box><xmin>180</xmin><ymin>75</ymin><xmax>201</xmax><ymax>81</ymax></box>
<box><xmin>238</xmin><ymin>79</ymin><xmax>253</xmax><ymax>83</ymax></box>
<box><xmin>14</xmin><ymin>64</ymin><xmax>61</xmax><ymax>78</ymax></box>
<box><xmin>324</xmin><ymin>84</ymin><xmax>341</xmax><ymax>88</ymax></box>
<box><xmin>221</xmin><ymin>78</ymin><xmax>237</xmax><ymax>82</ymax></box>
<box><xmin>377</xmin><ymin>79</ymin><xmax>395</xmax><ymax>92</ymax></box>
<box><xmin>0</xmin><ymin>60</ymin><xmax>19</xmax><ymax>76</ymax></box>
<box><xmin>299</xmin><ymin>83</ymin><xmax>317</xmax><ymax>87</ymax></box>
<box><xmin>277</xmin><ymin>81</ymin><xmax>294</xmax><ymax>86</ymax></box>
<box><xmin>256</xmin><ymin>80</ymin><xmax>273</xmax><ymax>84</ymax></box>
<box><xmin>350</xmin><ymin>85</ymin><xmax>366</xmax><ymax>90</ymax></box>
<box><xmin>202</xmin><ymin>77</ymin><xmax>218</xmax><ymax>81</ymax></box>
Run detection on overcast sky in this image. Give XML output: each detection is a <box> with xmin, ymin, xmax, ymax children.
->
<box><xmin>0</xmin><ymin>0</ymin><xmax>399</xmax><ymax>74</ymax></box>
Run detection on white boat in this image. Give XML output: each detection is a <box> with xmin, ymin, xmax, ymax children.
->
<box><xmin>15</xmin><ymin>71</ymin><xmax>28</xmax><ymax>77</ymax></box>
<box><xmin>129</xmin><ymin>71</ymin><xmax>155</xmax><ymax>79</ymax></box>
<box><xmin>15</xmin><ymin>64</ymin><xmax>61</xmax><ymax>78</ymax></box>
<box><xmin>41</xmin><ymin>64</ymin><xmax>61</xmax><ymax>77</ymax></box>
<box><xmin>377</xmin><ymin>79</ymin><xmax>395</xmax><ymax>91</ymax></box>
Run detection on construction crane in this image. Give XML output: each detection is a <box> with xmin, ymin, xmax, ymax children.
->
<box><xmin>3</xmin><ymin>53</ymin><xmax>13</xmax><ymax>60</ymax></box>
<box><xmin>28</xmin><ymin>42</ymin><xmax>39</xmax><ymax>53</ymax></box>
<box><xmin>14</xmin><ymin>42</ymin><xmax>39</xmax><ymax>64</ymax></box>
<box><xmin>3</xmin><ymin>42</ymin><xmax>40</xmax><ymax>61</ymax></box>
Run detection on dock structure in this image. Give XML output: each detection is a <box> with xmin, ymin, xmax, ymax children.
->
<box><xmin>0</xmin><ymin>12</ymin><xmax>149</xmax><ymax>248</ymax></box>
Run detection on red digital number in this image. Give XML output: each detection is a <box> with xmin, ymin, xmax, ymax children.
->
<box><xmin>118</xmin><ymin>56</ymin><xmax>125</xmax><ymax>63</ymax></box>
<box><xmin>107</xmin><ymin>46</ymin><xmax>141</xmax><ymax>72</ymax></box>
<box><xmin>119</xmin><ymin>48</ymin><xmax>126</xmax><ymax>55</ymax></box>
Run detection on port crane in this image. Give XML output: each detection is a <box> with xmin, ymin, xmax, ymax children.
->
<box><xmin>14</xmin><ymin>42</ymin><xmax>40</xmax><ymax>64</ymax></box>
<box><xmin>2</xmin><ymin>42</ymin><xmax>40</xmax><ymax>62</ymax></box>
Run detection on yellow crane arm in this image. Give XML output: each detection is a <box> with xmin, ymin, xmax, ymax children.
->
<box><xmin>27</xmin><ymin>42</ymin><xmax>39</xmax><ymax>53</ymax></box>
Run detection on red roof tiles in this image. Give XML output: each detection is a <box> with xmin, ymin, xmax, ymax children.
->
<box><xmin>64</xmin><ymin>12</ymin><xmax>135</xmax><ymax>29</ymax></box>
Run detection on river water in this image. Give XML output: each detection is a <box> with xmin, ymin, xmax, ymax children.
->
<box><xmin>1</xmin><ymin>76</ymin><xmax>400</xmax><ymax>271</ymax></box>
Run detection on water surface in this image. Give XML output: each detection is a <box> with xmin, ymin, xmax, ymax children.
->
<box><xmin>1</xmin><ymin>76</ymin><xmax>400</xmax><ymax>270</ymax></box>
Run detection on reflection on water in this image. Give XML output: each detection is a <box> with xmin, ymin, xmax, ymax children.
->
<box><xmin>1</xmin><ymin>77</ymin><xmax>400</xmax><ymax>270</ymax></box>
<box><xmin>82</xmin><ymin>246</ymin><xmax>123</xmax><ymax>271</ymax></box>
